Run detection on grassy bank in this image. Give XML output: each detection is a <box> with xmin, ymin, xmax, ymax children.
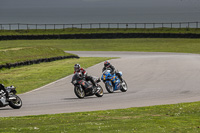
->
<box><xmin>1</xmin><ymin>38</ymin><xmax>200</xmax><ymax>93</ymax></box>
<box><xmin>1</xmin><ymin>38</ymin><xmax>200</xmax><ymax>54</ymax></box>
<box><xmin>0</xmin><ymin>38</ymin><xmax>200</xmax><ymax>132</ymax></box>
<box><xmin>0</xmin><ymin>28</ymin><xmax>200</xmax><ymax>35</ymax></box>
<box><xmin>0</xmin><ymin>102</ymin><xmax>200</xmax><ymax>132</ymax></box>
<box><xmin>0</xmin><ymin>47</ymin><xmax>75</xmax><ymax>65</ymax></box>
<box><xmin>0</xmin><ymin>57</ymin><xmax>112</xmax><ymax>94</ymax></box>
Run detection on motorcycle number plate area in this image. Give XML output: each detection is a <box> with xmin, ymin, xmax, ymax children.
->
<box><xmin>79</xmin><ymin>80</ymin><xmax>85</xmax><ymax>86</ymax></box>
<box><xmin>103</xmin><ymin>75</ymin><xmax>106</xmax><ymax>80</ymax></box>
<box><xmin>79</xmin><ymin>80</ymin><xmax>90</xmax><ymax>88</ymax></box>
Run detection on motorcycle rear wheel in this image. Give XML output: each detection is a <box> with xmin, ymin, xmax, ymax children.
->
<box><xmin>74</xmin><ymin>86</ymin><xmax>85</xmax><ymax>99</ymax></box>
<box><xmin>9</xmin><ymin>95</ymin><xmax>22</xmax><ymax>109</ymax></box>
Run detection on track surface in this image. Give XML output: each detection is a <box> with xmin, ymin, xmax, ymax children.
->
<box><xmin>1</xmin><ymin>51</ymin><xmax>200</xmax><ymax>117</ymax></box>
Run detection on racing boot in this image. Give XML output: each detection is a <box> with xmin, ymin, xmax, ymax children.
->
<box><xmin>5</xmin><ymin>92</ymin><xmax>10</xmax><ymax>102</ymax></box>
<box><xmin>6</xmin><ymin>97</ymin><xmax>10</xmax><ymax>102</ymax></box>
<box><xmin>5</xmin><ymin>96</ymin><xmax>10</xmax><ymax>102</ymax></box>
<box><xmin>91</xmin><ymin>85</ymin><xmax>97</xmax><ymax>94</ymax></box>
<box><xmin>91</xmin><ymin>78</ymin><xmax>98</xmax><ymax>93</ymax></box>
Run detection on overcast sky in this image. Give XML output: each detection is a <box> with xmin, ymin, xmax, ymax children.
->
<box><xmin>1</xmin><ymin>0</ymin><xmax>200</xmax><ymax>9</ymax></box>
<box><xmin>0</xmin><ymin>0</ymin><xmax>200</xmax><ymax>24</ymax></box>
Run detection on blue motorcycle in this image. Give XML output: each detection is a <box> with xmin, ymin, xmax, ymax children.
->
<box><xmin>101</xmin><ymin>69</ymin><xmax>128</xmax><ymax>93</ymax></box>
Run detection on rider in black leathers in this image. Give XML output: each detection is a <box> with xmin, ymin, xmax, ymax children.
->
<box><xmin>0</xmin><ymin>84</ymin><xmax>9</xmax><ymax>100</ymax></box>
<box><xmin>102</xmin><ymin>61</ymin><xmax>115</xmax><ymax>74</ymax></box>
<box><xmin>74</xmin><ymin>64</ymin><xmax>97</xmax><ymax>92</ymax></box>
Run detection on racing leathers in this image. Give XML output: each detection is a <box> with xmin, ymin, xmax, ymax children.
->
<box><xmin>0</xmin><ymin>84</ymin><xmax>9</xmax><ymax>100</ymax></box>
<box><xmin>102</xmin><ymin>64</ymin><xmax>115</xmax><ymax>74</ymax></box>
<box><xmin>102</xmin><ymin>64</ymin><xmax>122</xmax><ymax>81</ymax></box>
<box><xmin>74</xmin><ymin>68</ymin><xmax>97</xmax><ymax>88</ymax></box>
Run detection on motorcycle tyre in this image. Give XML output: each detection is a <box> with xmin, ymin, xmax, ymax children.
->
<box><xmin>120</xmin><ymin>80</ymin><xmax>128</xmax><ymax>92</ymax></box>
<box><xmin>74</xmin><ymin>86</ymin><xmax>85</xmax><ymax>99</ymax></box>
<box><xmin>9</xmin><ymin>95</ymin><xmax>22</xmax><ymax>109</ymax></box>
<box><xmin>95</xmin><ymin>85</ymin><xmax>104</xmax><ymax>97</ymax></box>
<box><xmin>105</xmin><ymin>82</ymin><xmax>114</xmax><ymax>93</ymax></box>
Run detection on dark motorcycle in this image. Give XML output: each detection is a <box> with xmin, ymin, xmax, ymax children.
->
<box><xmin>71</xmin><ymin>72</ymin><xmax>104</xmax><ymax>99</ymax></box>
<box><xmin>0</xmin><ymin>85</ymin><xmax>22</xmax><ymax>109</ymax></box>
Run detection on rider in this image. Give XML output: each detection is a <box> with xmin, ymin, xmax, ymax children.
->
<box><xmin>102</xmin><ymin>61</ymin><xmax>122</xmax><ymax>81</ymax></box>
<box><xmin>0</xmin><ymin>84</ymin><xmax>9</xmax><ymax>101</ymax></box>
<box><xmin>102</xmin><ymin>60</ymin><xmax>115</xmax><ymax>74</ymax></box>
<box><xmin>74</xmin><ymin>64</ymin><xmax>97</xmax><ymax>90</ymax></box>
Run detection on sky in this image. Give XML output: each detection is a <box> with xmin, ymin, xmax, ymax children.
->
<box><xmin>0</xmin><ymin>0</ymin><xmax>200</xmax><ymax>9</ymax></box>
<box><xmin>0</xmin><ymin>0</ymin><xmax>200</xmax><ymax>24</ymax></box>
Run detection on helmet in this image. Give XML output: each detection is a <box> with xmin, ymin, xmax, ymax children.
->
<box><xmin>104</xmin><ymin>60</ymin><xmax>110</xmax><ymax>67</ymax></box>
<box><xmin>74</xmin><ymin>64</ymin><xmax>80</xmax><ymax>72</ymax></box>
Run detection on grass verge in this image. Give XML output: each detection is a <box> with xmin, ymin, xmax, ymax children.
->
<box><xmin>0</xmin><ymin>57</ymin><xmax>113</xmax><ymax>94</ymax></box>
<box><xmin>0</xmin><ymin>102</ymin><xmax>200</xmax><ymax>132</ymax></box>
<box><xmin>0</xmin><ymin>46</ymin><xmax>75</xmax><ymax>65</ymax></box>
<box><xmin>0</xmin><ymin>38</ymin><xmax>200</xmax><ymax>132</ymax></box>
<box><xmin>1</xmin><ymin>38</ymin><xmax>200</xmax><ymax>54</ymax></box>
<box><xmin>0</xmin><ymin>28</ymin><xmax>200</xmax><ymax>35</ymax></box>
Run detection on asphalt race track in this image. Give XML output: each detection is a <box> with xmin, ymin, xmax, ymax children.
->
<box><xmin>1</xmin><ymin>51</ymin><xmax>200</xmax><ymax>117</ymax></box>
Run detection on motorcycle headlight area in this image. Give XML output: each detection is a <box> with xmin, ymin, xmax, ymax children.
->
<box><xmin>72</xmin><ymin>80</ymin><xmax>77</xmax><ymax>84</ymax></box>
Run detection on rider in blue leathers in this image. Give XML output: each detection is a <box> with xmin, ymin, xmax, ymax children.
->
<box><xmin>102</xmin><ymin>61</ymin><xmax>122</xmax><ymax>81</ymax></box>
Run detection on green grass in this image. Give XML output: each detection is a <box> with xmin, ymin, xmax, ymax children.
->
<box><xmin>0</xmin><ymin>57</ymin><xmax>113</xmax><ymax>94</ymax></box>
<box><xmin>0</xmin><ymin>28</ymin><xmax>200</xmax><ymax>35</ymax></box>
<box><xmin>0</xmin><ymin>102</ymin><xmax>200</xmax><ymax>132</ymax></box>
<box><xmin>1</xmin><ymin>38</ymin><xmax>200</xmax><ymax>93</ymax></box>
<box><xmin>1</xmin><ymin>38</ymin><xmax>200</xmax><ymax>54</ymax></box>
<box><xmin>1</xmin><ymin>38</ymin><xmax>200</xmax><ymax>132</ymax></box>
<box><xmin>0</xmin><ymin>46</ymin><xmax>75</xmax><ymax>65</ymax></box>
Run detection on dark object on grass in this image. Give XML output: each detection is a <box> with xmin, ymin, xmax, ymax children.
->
<box><xmin>0</xmin><ymin>55</ymin><xmax>79</xmax><ymax>70</ymax></box>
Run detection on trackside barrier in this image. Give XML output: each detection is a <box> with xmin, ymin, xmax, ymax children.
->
<box><xmin>0</xmin><ymin>55</ymin><xmax>79</xmax><ymax>70</ymax></box>
<box><xmin>0</xmin><ymin>22</ymin><xmax>199</xmax><ymax>30</ymax></box>
<box><xmin>0</xmin><ymin>33</ymin><xmax>200</xmax><ymax>40</ymax></box>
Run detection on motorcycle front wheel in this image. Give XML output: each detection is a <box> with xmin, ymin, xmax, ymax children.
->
<box><xmin>105</xmin><ymin>82</ymin><xmax>114</xmax><ymax>93</ymax></box>
<box><xmin>74</xmin><ymin>86</ymin><xmax>85</xmax><ymax>99</ymax></box>
<box><xmin>95</xmin><ymin>85</ymin><xmax>104</xmax><ymax>97</ymax></box>
<box><xmin>120</xmin><ymin>80</ymin><xmax>128</xmax><ymax>92</ymax></box>
<box><xmin>9</xmin><ymin>95</ymin><xmax>22</xmax><ymax>109</ymax></box>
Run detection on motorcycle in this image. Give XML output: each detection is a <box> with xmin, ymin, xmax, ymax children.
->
<box><xmin>101</xmin><ymin>69</ymin><xmax>128</xmax><ymax>93</ymax></box>
<box><xmin>0</xmin><ymin>85</ymin><xmax>22</xmax><ymax>109</ymax></box>
<box><xmin>71</xmin><ymin>72</ymin><xmax>104</xmax><ymax>99</ymax></box>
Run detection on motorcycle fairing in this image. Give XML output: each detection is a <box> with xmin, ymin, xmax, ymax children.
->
<box><xmin>0</xmin><ymin>97</ymin><xmax>9</xmax><ymax>107</ymax></box>
<box><xmin>102</xmin><ymin>70</ymin><xmax>122</xmax><ymax>91</ymax></box>
<box><xmin>78</xmin><ymin>80</ymin><xmax>92</xmax><ymax>89</ymax></box>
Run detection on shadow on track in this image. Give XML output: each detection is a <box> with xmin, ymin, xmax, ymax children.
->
<box><xmin>103</xmin><ymin>91</ymin><xmax>123</xmax><ymax>95</ymax></box>
<box><xmin>63</xmin><ymin>96</ymin><xmax>98</xmax><ymax>101</ymax></box>
<box><xmin>0</xmin><ymin>107</ymin><xmax>13</xmax><ymax>110</ymax></box>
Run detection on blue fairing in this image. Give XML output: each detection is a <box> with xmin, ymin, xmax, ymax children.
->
<box><xmin>101</xmin><ymin>70</ymin><xmax>122</xmax><ymax>91</ymax></box>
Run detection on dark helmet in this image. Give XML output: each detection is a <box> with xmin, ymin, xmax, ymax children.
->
<box><xmin>74</xmin><ymin>64</ymin><xmax>80</xmax><ymax>72</ymax></box>
<box><xmin>104</xmin><ymin>60</ymin><xmax>110</xmax><ymax>67</ymax></box>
